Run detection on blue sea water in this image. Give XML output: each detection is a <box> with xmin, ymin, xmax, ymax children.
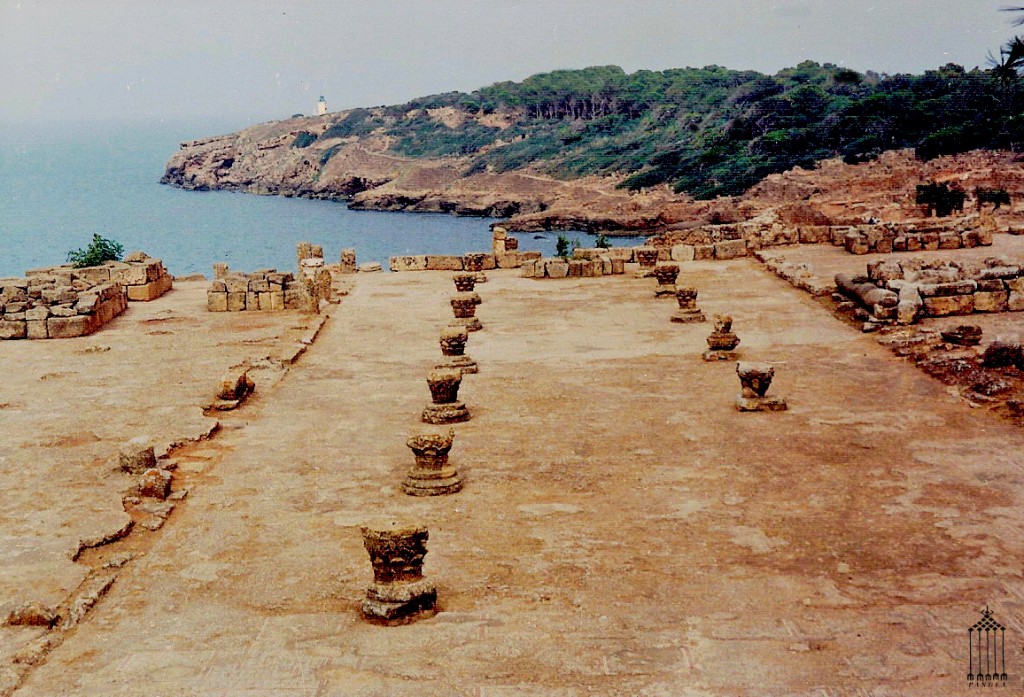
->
<box><xmin>0</xmin><ymin>120</ymin><xmax>645</xmax><ymax>278</ymax></box>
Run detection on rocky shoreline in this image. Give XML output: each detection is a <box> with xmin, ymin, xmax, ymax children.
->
<box><xmin>163</xmin><ymin>113</ymin><xmax>1024</xmax><ymax>236</ymax></box>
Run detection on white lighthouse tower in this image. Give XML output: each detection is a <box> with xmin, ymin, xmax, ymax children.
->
<box><xmin>317</xmin><ymin>95</ymin><xmax>327</xmax><ymax>116</ymax></box>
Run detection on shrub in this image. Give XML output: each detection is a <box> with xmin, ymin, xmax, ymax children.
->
<box><xmin>595</xmin><ymin>234</ymin><xmax>611</xmax><ymax>248</ymax></box>
<box><xmin>67</xmin><ymin>234</ymin><xmax>124</xmax><ymax>268</ymax></box>
<box><xmin>555</xmin><ymin>233</ymin><xmax>579</xmax><ymax>260</ymax></box>
<box><xmin>291</xmin><ymin>131</ymin><xmax>317</xmax><ymax>148</ymax></box>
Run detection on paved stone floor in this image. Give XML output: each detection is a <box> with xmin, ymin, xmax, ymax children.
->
<box><xmin>7</xmin><ymin>263</ymin><xmax>1024</xmax><ymax>695</ymax></box>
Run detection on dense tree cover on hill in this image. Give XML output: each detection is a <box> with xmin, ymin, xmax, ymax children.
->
<box><xmin>314</xmin><ymin>61</ymin><xmax>1024</xmax><ymax>199</ymax></box>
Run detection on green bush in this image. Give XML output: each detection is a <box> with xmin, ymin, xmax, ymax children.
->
<box><xmin>67</xmin><ymin>234</ymin><xmax>124</xmax><ymax>268</ymax></box>
<box><xmin>555</xmin><ymin>233</ymin><xmax>579</xmax><ymax>260</ymax></box>
<box><xmin>595</xmin><ymin>234</ymin><xmax>611</xmax><ymax>249</ymax></box>
<box><xmin>291</xmin><ymin>131</ymin><xmax>317</xmax><ymax>148</ymax></box>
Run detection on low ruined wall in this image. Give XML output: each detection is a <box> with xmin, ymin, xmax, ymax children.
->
<box><xmin>521</xmin><ymin>255</ymin><xmax>626</xmax><ymax>279</ymax></box>
<box><xmin>836</xmin><ymin>256</ymin><xmax>1024</xmax><ymax>324</ymax></box>
<box><xmin>28</xmin><ymin>253</ymin><xmax>173</xmax><ymax>302</ymax></box>
<box><xmin>840</xmin><ymin>215</ymin><xmax>994</xmax><ymax>255</ymax></box>
<box><xmin>648</xmin><ymin>209</ymin><xmax>1000</xmax><ymax>258</ymax></box>
<box><xmin>208</xmin><ymin>242</ymin><xmax>334</xmax><ymax>313</ymax></box>
<box><xmin>207</xmin><ymin>269</ymin><xmax>314</xmax><ymax>312</ymax></box>
<box><xmin>0</xmin><ymin>276</ymin><xmax>126</xmax><ymax>340</ymax></box>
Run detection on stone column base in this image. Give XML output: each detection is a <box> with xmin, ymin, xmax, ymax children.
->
<box><xmin>403</xmin><ymin>469</ymin><xmax>463</xmax><ymax>496</ymax></box>
<box><xmin>422</xmin><ymin>401</ymin><xmax>470</xmax><ymax>424</ymax></box>
<box><xmin>435</xmin><ymin>355</ymin><xmax>478</xmax><ymax>374</ymax></box>
<box><xmin>362</xmin><ymin>578</ymin><xmax>437</xmax><ymax>624</ymax></box>
<box><xmin>449</xmin><ymin>317</ymin><xmax>483</xmax><ymax>332</ymax></box>
<box><xmin>671</xmin><ymin>310</ymin><xmax>707</xmax><ymax>323</ymax></box>
<box><xmin>702</xmin><ymin>349</ymin><xmax>739</xmax><ymax>362</ymax></box>
<box><xmin>736</xmin><ymin>395</ymin><xmax>788</xmax><ymax>412</ymax></box>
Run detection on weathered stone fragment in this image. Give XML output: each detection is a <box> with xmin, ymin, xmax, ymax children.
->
<box><xmin>403</xmin><ymin>430</ymin><xmax>462</xmax><ymax>496</ymax></box>
<box><xmin>652</xmin><ymin>263</ymin><xmax>680</xmax><ymax>298</ymax></box>
<box><xmin>736</xmin><ymin>362</ymin><xmax>788</xmax><ymax>411</ymax></box>
<box><xmin>139</xmin><ymin>468</ymin><xmax>172</xmax><ymax>499</ymax></box>
<box><xmin>119</xmin><ymin>443</ymin><xmax>157</xmax><ymax>474</ymax></box>
<box><xmin>5</xmin><ymin>602</ymin><xmax>57</xmax><ymax>628</ymax></box>
<box><xmin>671</xmin><ymin>287</ymin><xmax>707</xmax><ymax>324</ymax></box>
<box><xmin>703</xmin><ymin>314</ymin><xmax>741</xmax><ymax>361</ymax></box>
<box><xmin>360</xmin><ymin>524</ymin><xmax>437</xmax><ymax>623</ymax></box>
<box><xmin>436</xmin><ymin>327</ymin><xmax>477</xmax><ymax>374</ymax></box>
<box><xmin>422</xmin><ymin>368</ymin><xmax>469</xmax><ymax>424</ymax></box>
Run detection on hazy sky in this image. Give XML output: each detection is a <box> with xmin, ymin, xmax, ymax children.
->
<box><xmin>0</xmin><ymin>1</ymin><xmax>1018</xmax><ymax>128</ymax></box>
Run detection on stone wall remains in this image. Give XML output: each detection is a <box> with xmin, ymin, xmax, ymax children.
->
<box><xmin>835</xmin><ymin>256</ymin><xmax>1024</xmax><ymax>325</ymax></box>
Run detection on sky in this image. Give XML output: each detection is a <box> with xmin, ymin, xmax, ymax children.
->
<box><xmin>0</xmin><ymin>0</ymin><xmax>1019</xmax><ymax>128</ymax></box>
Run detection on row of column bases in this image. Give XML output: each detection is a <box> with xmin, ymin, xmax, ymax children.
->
<box><xmin>361</xmin><ymin>262</ymin><xmax>793</xmax><ymax>625</ymax></box>
<box><xmin>361</xmin><ymin>272</ymin><xmax>484</xmax><ymax>624</ymax></box>
<box><xmin>652</xmin><ymin>261</ymin><xmax>789</xmax><ymax>412</ymax></box>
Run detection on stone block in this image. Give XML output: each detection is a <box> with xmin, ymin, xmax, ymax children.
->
<box><xmin>213</xmin><ymin>262</ymin><xmax>230</xmax><ymax>279</ymax></box>
<box><xmin>975</xmin><ymin>290</ymin><xmax>1009</xmax><ymax>313</ymax></box>
<box><xmin>0</xmin><ymin>319</ymin><xmax>26</xmax><ymax>339</ymax></box>
<box><xmin>496</xmin><ymin>252</ymin><xmax>520</xmax><ymax>269</ymax></box>
<box><xmin>246</xmin><ymin>291</ymin><xmax>259</xmax><ymax>310</ymax></box>
<box><xmin>921</xmin><ymin>232</ymin><xmax>940</xmax><ymax>251</ymax></box>
<box><xmin>51</xmin><ymin>305</ymin><xmax>77</xmax><ymax>317</ymax></box>
<box><xmin>906</xmin><ymin>235</ymin><xmax>922</xmax><ymax>252</ymax></box>
<box><xmin>671</xmin><ymin>244</ymin><xmax>695</xmax><ymax>262</ymax></box>
<box><xmin>599</xmin><ymin>247</ymin><xmax>634</xmax><ymax>262</ymax></box>
<box><xmin>610</xmin><ymin>258</ymin><xmax>625</xmax><ymax>274</ymax></box>
<box><xmin>25</xmin><ymin>305</ymin><xmax>50</xmax><ymax>321</ymax></box>
<box><xmin>694</xmin><ymin>245</ymin><xmax>715</xmax><ymax>261</ymax></box>
<box><xmin>47</xmin><ymin>315</ymin><xmax>94</xmax><ymax>338</ymax></box>
<box><xmin>425</xmin><ymin>256</ymin><xmax>464</xmax><ymax>271</ymax></box>
<box><xmin>893</xmin><ymin>236</ymin><xmax>908</xmax><ymax>252</ymax></box>
<box><xmin>257</xmin><ymin>292</ymin><xmax>273</xmax><ymax>311</ymax></box>
<box><xmin>209</xmin><ymin>280</ymin><xmax>227</xmax><ymax>292</ymax></box>
<box><xmin>978</xmin><ymin>228</ymin><xmax>994</xmax><ymax>246</ymax></box>
<box><xmin>119</xmin><ymin>443</ymin><xmax>156</xmax><ymax>474</ymax></box>
<box><xmin>1006</xmin><ymin>277</ymin><xmax>1024</xmax><ymax>293</ymax></box>
<box><xmin>390</xmin><ymin>255</ymin><xmax>428</xmax><ymax>272</ymax></box>
<box><xmin>1009</xmin><ymin>291</ymin><xmax>1024</xmax><ymax>312</ymax></box>
<box><xmin>270</xmin><ymin>290</ymin><xmax>285</xmax><ymax>311</ymax></box>
<box><xmin>139</xmin><ymin>468</ymin><xmax>172</xmax><ymax>499</ymax></box>
<box><xmin>115</xmin><ymin>265</ymin><xmax>150</xmax><ymax>286</ymax></box>
<box><xmin>207</xmin><ymin>291</ymin><xmax>228</xmax><ymax>312</ymax></box>
<box><xmin>875</xmin><ymin>238</ymin><xmax>893</xmax><ymax>254</ymax></box>
<box><xmin>918</xmin><ymin>281</ymin><xmax>977</xmax><ymax>297</ymax></box>
<box><xmin>714</xmin><ymin>240</ymin><xmax>747</xmax><ymax>259</ymax></box>
<box><xmin>938</xmin><ymin>233</ymin><xmax>961</xmax><ymax>250</ymax></box>
<box><xmin>922</xmin><ymin>295</ymin><xmax>975</xmax><ymax>317</ymax></box>
<box><xmin>798</xmin><ymin>226</ymin><xmax>831</xmax><ymax>244</ymax></box>
<box><xmin>567</xmin><ymin>260</ymin><xmax>585</xmax><ymax>277</ymax></box>
<box><xmin>546</xmin><ymin>261</ymin><xmax>569</xmax><ymax>279</ymax></box>
<box><xmin>600</xmin><ymin>256</ymin><xmax>613</xmax><ymax>275</ymax></box>
<box><xmin>519</xmin><ymin>260</ymin><xmax>537</xmax><ymax>278</ymax></box>
<box><xmin>126</xmin><ymin>275</ymin><xmax>172</xmax><ymax>302</ymax></box>
<box><xmin>248</xmin><ymin>278</ymin><xmax>270</xmax><ymax>293</ymax></box>
<box><xmin>26</xmin><ymin>320</ymin><xmax>48</xmax><ymax>340</ymax></box>
<box><xmin>227</xmin><ymin>291</ymin><xmax>246</xmax><ymax>311</ymax></box>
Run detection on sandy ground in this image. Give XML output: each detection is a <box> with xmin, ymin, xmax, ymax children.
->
<box><xmin>0</xmin><ymin>281</ymin><xmax>321</xmax><ymax>676</ymax></box>
<box><xmin>4</xmin><ymin>263</ymin><xmax>1024</xmax><ymax>695</ymax></box>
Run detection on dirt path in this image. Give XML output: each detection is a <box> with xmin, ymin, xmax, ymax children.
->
<box><xmin>9</xmin><ymin>264</ymin><xmax>1024</xmax><ymax>695</ymax></box>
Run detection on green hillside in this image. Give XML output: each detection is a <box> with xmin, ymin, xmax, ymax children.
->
<box><xmin>310</xmin><ymin>61</ymin><xmax>1024</xmax><ymax>199</ymax></box>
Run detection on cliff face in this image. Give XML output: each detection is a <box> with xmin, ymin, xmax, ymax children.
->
<box><xmin>161</xmin><ymin>113</ymin><xmax>677</xmax><ymax>229</ymax></box>
<box><xmin>163</xmin><ymin>113</ymin><xmax>1024</xmax><ymax>234</ymax></box>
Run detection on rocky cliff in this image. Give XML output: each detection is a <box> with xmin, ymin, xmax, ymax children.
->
<box><xmin>163</xmin><ymin>112</ymin><xmax>1024</xmax><ymax>235</ymax></box>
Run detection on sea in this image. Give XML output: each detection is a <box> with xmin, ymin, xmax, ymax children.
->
<box><xmin>0</xmin><ymin>120</ymin><xmax>645</xmax><ymax>278</ymax></box>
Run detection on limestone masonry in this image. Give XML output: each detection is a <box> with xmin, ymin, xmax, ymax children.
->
<box><xmin>0</xmin><ymin>253</ymin><xmax>170</xmax><ymax>340</ymax></box>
